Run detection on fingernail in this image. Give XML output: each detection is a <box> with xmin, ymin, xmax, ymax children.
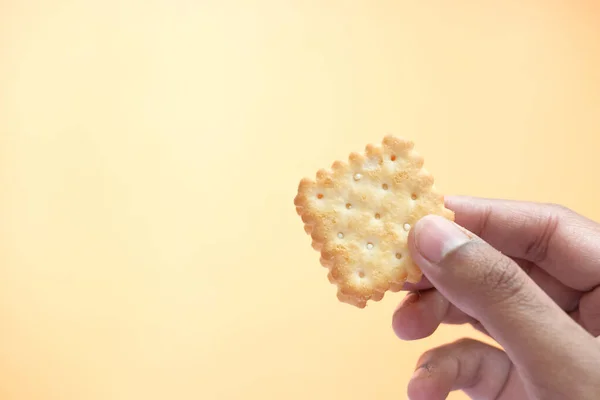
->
<box><xmin>414</xmin><ymin>215</ymin><xmax>470</xmax><ymax>263</ymax></box>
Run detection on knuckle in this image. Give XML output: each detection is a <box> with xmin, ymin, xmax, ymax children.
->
<box><xmin>480</xmin><ymin>254</ymin><xmax>528</xmax><ymax>305</ymax></box>
<box><xmin>524</xmin><ymin>206</ymin><xmax>561</xmax><ymax>264</ymax></box>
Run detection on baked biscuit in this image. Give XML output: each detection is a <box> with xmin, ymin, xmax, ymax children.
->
<box><xmin>294</xmin><ymin>135</ymin><xmax>454</xmax><ymax>308</ymax></box>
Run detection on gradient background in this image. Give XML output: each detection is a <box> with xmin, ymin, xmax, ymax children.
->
<box><xmin>1</xmin><ymin>1</ymin><xmax>599</xmax><ymax>399</ymax></box>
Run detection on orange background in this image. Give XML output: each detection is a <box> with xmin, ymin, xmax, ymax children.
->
<box><xmin>1</xmin><ymin>1</ymin><xmax>599</xmax><ymax>399</ymax></box>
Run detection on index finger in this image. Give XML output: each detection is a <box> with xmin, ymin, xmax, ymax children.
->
<box><xmin>445</xmin><ymin>196</ymin><xmax>600</xmax><ymax>291</ymax></box>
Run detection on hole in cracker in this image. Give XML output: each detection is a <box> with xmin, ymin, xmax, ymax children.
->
<box><xmin>353</xmin><ymin>173</ymin><xmax>362</xmax><ymax>181</ymax></box>
<box><xmin>357</xmin><ymin>270</ymin><xmax>365</xmax><ymax>278</ymax></box>
<box><xmin>337</xmin><ymin>232</ymin><xmax>344</xmax><ymax>239</ymax></box>
<box><xmin>411</xmin><ymin>193</ymin><xmax>418</xmax><ymax>200</ymax></box>
<box><xmin>346</xmin><ymin>203</ymin><xmax>352</xmax><ymax>209</ymax></box>
<box><xmin>317</xmin><ymin>193</ymin><xmax>323</xmax><ymax>199</ymax></box>
<box><xmin>403</xmin><ymin>223</ymin><xmax>411</xmax><ymax>231</ymax></box>
<box><xmin>395</xmin><ymin>252</ymin><xmax>402</xmax><ymax>259</ymax></box>
<box><xmin>390</xmin><ymin>154</ymin><xmax>397</xmax><ymax>161</ymax></box>
<box><xmin>382</xmin><ymin>183</ymin><xmax>388</xmax><ymax>190</ymax></box>
<box><xmin>366</xmin><ymin>242</ymin><xmax>374</xmax><ymax>250</ymax></box>
<box><xmin>374</xmin><ymin>213</ymin><xmax>381</xmax><ymax>220</ymax></box>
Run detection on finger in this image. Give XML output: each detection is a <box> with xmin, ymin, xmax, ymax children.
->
<box><xmin>392</xmin><ymin>290</ymin><xmax>448</xmax><ymax>340</ymax></box>
<box><xmin>392</xmin><ymin>289</ymin><xmax>486</xmax><ymax>340</ymax></box>
<box><xmin>446</xmin><ymin>196</ymin><xmax>600</xmax><ymax>290</ymax></box>
<box><xmin>410</xmin><ymin>215</ymin><xmax>598</xmax><ymax>384</ymax></box>
<box><xmin>408</xmin><ymin>338</ymin><xmax>523</xmax><ymax>400</ymax></box>
<box><xmin>400</xmin><ymin>257</ymin><xmax>581</xmax><ymax>311</ymax></box>
<box><xmin>393</xmin><ymin>263</ymin><xmax>580</xmax><ymax>341</ymax></box>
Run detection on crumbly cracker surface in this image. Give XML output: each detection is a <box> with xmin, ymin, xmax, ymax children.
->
<box><xmin>294</xmin><ymin>135</ymin><xmax>454</xmax><ymax>308</ymax></box>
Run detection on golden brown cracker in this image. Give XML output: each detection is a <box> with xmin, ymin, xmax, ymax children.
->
<box><xmin>294</xmin><ymin>135</ymin><xmax>454</xmax><ymax>308</ymax></box>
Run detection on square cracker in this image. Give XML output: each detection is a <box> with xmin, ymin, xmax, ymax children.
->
<box><xmin>294</xmin><ymin>135</ymin><xmax>454</xmax><ymax>308</ymax></box>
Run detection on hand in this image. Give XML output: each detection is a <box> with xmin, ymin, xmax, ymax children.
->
<box><xmin>392</xmin><ymin>196</ymin><xmax>600</xmax><ymax>400</ymax></box>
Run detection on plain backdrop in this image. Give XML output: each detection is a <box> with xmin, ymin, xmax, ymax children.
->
<box><xmin>1</xmin><ymin>1</ymin><xmax>599</xmax><ymax>399</ymax></box>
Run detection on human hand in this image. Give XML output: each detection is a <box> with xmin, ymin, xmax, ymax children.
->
<box><xmin>392</xmin><ymin>197</ymin><xmax>600</xmax><ymax>399</ymax></box>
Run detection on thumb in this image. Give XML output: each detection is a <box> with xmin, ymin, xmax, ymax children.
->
<box><xmin>409</xmin><ymin>215</ymin><xmax>598</xmax><ymax>385</ymax></box>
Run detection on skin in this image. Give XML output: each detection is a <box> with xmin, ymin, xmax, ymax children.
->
<box><xmin>392</xmin><ymin>196</ymin><xmax>600</xmax><ymax>400</ymax></box>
